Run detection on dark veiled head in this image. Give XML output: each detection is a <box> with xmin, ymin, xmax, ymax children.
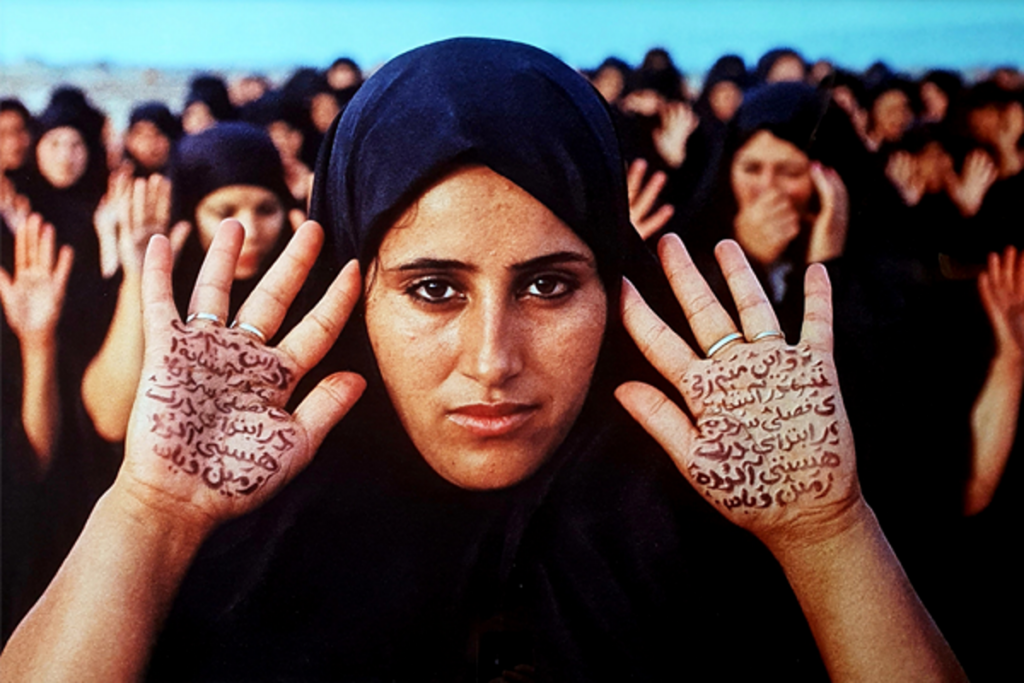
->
<box><xmin>309</xmin><ymin>37</ymin><xmax>637</xmax><ymax>296</ymax></box>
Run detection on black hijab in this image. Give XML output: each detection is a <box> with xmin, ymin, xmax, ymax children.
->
<box><xmin>125</xmin><ymin>101</ymin><xmax>181</xmax><ymax>177</ymax></box>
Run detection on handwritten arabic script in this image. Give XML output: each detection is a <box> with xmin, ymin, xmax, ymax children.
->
<box><xmin>140</xmin><ymin>320</ymin><xmax>297</xmax><ymax>497</ymax></box>
<box><xmin>686</xmin><ymin>344</ymin><xmax>846</xmax><ymax>513</ymax></box>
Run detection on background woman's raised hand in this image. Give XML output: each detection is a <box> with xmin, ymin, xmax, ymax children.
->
<box><xmin>119</xmin><ymin>219</ymin><xmax>365</xmax><ymax>528</ymax></box>
<box><xmin>616</xmin><ymin>235</ymin><xmax>861</xmax><ymax>551</ymax></box>
<box><xmin>0</xmin><ymin>212</ymin><xmax>74</xmax><ymax>347</ymax></box>
<box><xmin>806</xmin><ymin>162</ymin><xmax>849</xmax><ymax>264</ymax></box>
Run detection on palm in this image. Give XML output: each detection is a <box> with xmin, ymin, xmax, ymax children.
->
<box><xmin>122</xmin><ymin>219</ymin><xmax>365</xmax><ymax>527</ymax></box>
<box><xmin>124</xmin><ymin>318</ymin><xmax>311</xmax><ymax>518</ymax></box>
<box><xmin>677</xmin><ymin>341</ymin><xmax>857</xmax><ymax>533</ymax></box>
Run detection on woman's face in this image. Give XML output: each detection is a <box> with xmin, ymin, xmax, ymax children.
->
<box><xmin>0</xmin><ymin>110</ymin><xmax>31</xmax><ymax>171</ymax></box>
<box><xmin>182</xmin><ymin>101</ymin><xmax>216</xmax><ymax>136</ymax></box>
<box><xmin>872</xmin><ymin>90</ymin><xmax>913</xmax><ymax>142</ymax></box>
<box><xmin>125</xmin><ymin>120</ymin><xmax>171</xmax><ymax>171</ymax></box>
<box><xmin>195</xmin><ymin>185</ymin><xmax>285</xmax><ymax>279</ymax></box>
<box><xmin>36</xmin><ymin>126</ymin><xmax>88</xmax><ymax>189</ymax></box>
<box><xmin>364</xmin><ymin>165</ymin><xmax>608</xmax><ymax>490</ymax></box>
<box><xmin>709</xmin><ymin>81</ymin><xmax>743</xmax><ymax>122</ymax></box>
<box><xmin>766</xmin><ymin>56</ymin><xmax>806</xmax><ymax>84</ymax></box>
<box><xmin>731</xmin><ymin>130</ymin><xmax>815</xmax><ymax>215</ymax></box>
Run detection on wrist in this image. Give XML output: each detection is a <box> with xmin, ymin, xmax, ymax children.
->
<box><xmin>764</xmin><ymin>493</ymin><xmax>877</xmax><ymax>568</ymax></box>
<box><xmin>105</xmin><ymin>478</ymin><xmax>218</xmax><ymax>552</ymax></box>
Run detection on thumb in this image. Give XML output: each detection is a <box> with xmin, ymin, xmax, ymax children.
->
<box><xmin>0</xmin><ymin>267</ymin><xmax>13</xmax><ymax>306</ymax></box>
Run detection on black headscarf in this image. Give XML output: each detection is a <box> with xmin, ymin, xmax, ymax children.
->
<box><xmin>184</xmin><ymin>74</ymin><xmax>236</xmax><ymax>124</ymax></box>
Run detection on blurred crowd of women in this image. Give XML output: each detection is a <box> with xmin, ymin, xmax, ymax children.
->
<box><xmin>1</xmin><ymin>46</ymin><xmax>1021</xmax><ymax>680</ymax></box>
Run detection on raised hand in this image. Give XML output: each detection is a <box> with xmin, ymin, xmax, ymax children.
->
<box><xmin>120</xmin><ymin>219</ymin><xmax>365</xmax><ymax>526</ymax></box>
<box><xmin>117</xmin><ymin>174</ymin><xmax>191</xmax><ymax>274</ymax></box>
<box><xmin>733</xmin><ymin>187</ymin><xmax>801</xmax><ymax>266</ymax></box>
<box><xmin>0</xmin><ymin>212</ymin><xmax>74</xmax><ymax>347</ymax></box>
<box><xmin>806</xmin><ymin>163</ymin><xmax>849</xmax><ymax>264</ymax></box>
<box><xmin>979</xmin><ymin>244</ymin><xmax>1024</xmax><ymax>360</ymax></box>
<box><xmin>93</xmin><ymin>165</ymin><xmax>132</xmax><ymax>277</ymax></box>
<box><xmin>653</xmin><ymin>101</ymin><xmax>699</xmax><ymax>169</ymax></box>
<box><xmin>617</xmin><ymin>235</ymin><xmax>859</xmax><ymax>550</ymax></box>
<box><xmin>885</xmin><ymin>150</ymin><xmax>924</xmax><ymax>207</ymax></box>
<box><xmin>948</xmin><ymin>149</ymin><xmax>998</xmax><ymax>218</ymax></box>
<box><xmin>627</xmin><ymin>158</ymin><xmax>675</xmax><ymax>241</ymax></box>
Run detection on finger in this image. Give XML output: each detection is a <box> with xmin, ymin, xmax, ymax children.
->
<box><xmin>620</xmin><ymin>277</ymin><xmax>699</xmax><ymax>390</ymax></box>
<box><xmin>186</xmin><ymin>219</ymin><xmax>245</xmax><ymax>325</ymax></box>
<box><xmin>291</xmin><ymin>371</ymin><xmax>366</xmax><ymax>467</ymax></box>
<box><xmin>634</xmin><ymin>170</ymin><xmax>667</xmax><ymax>222</ymax></box>
<box><xmin>13</xmin><ymin>212</ymin><xmax>28</xmax><ymax>271</ymax></box>
<box><xmin>714</xmin><ymin>240</ymin><xmax>783</xmax><ymax>340</ymax></box>
<box><xmin>0</xmin><ymin>269</ymin><xmax>11</xmax><ymax>310</ymax></box>
<box><xmin>636</xmin><ymin>203</ymin><xmax>675</xmax><ymax>241</ymax></box>
<box><xmin>37</xmin><ymin>221</ymin><xmax>56</xmax><ymax>271</ymax></box>
<box><xmin>799</xmin><ymin>263</ymin><xmax>834</xmax><ymax>353</ymax></box>
<box><xmin>626</xmin><ymin>158</ymin><xmax>647</xmax><ymax>202</ymax></box>
<box><xmin>277</xmin><ymin>258</ymin><xmax>362</xmax><ymax>375</ymax></box>
<box><xmin>615</xmin><ymin>381</ymin><xmax>699</xmax><ymax>469</ymax></box>
<box><xmin>810</xmin><ymin>163</ymin><xmax>835</xmax><ymax>211</ymax></box>
<box><xmin>233</xmin><ymin>220</ymin><xmax>325</xmax><ymax>342</ymax></box>
<box><xmin>658</xmin><ymin>233</ymin><xmax>740</xmax><ymax>355</ymax></box>
<box><xmin>168</xmin><ymin>220</ymin><xmax>192</xmax><ymax>260</ymax></box>
<box><xmin>141</xmin><ymin>235</ymin><xmax>180</xmax><ymax>341</ymax></box>
<box><xmin>53</xmin><ymin>245</ymin><xmax>74</xmax><ymax>292</ymax></box>
<box><xmin>132</xmin><ymin>177</ymin><xmax>147</xmax><ymax>236</ymax></box>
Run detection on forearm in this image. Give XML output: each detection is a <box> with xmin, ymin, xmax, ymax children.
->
<box><xmin>20</xmin><ymin>337</ymin><xmax>61</xmax><ymax>472</ymax></box>
<box><xmin>771</xmin><ymin>500</ymin><xmax>967</xmax><ymax>682</ymax></box>
<box><xmin>0</xmin><ymin>483</ymin><xmax>211</xmax><ymax>682</ymax></box>
<box><xmin>82</xmin><ymin>272</ymin><xmax>145</xmax><ymax>441</ymax></box>
<box><xmin>966</xmin><ymin>350</ymin><xmax>1023</xmax><ymax>515</ymax></box>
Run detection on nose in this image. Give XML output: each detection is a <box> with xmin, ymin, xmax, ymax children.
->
<box><xmin>459</xmin><ymin>293</ymin><xmax>523</xmax><ymax>388</ymax></box>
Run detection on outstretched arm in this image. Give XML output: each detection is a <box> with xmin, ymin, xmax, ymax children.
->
<box><xmin>0</xmin><ymin>220</ymin><xmax>365</xmax><ymax>681</ymax></box>
<box><xmin>0</xmin><ymin>212</ymin><xmax>74</xmax><ymax>472</ymax></box>
<box><xmin>82</xmin><ymin>174</ymin><xmax>191</xmax><ymax>441</ymax></box>
<box><xmin>968</xmin><ymin>245</ymin><xmax>1024</xmax><ymax>515</ymax></box>
<box><xmin>616</xmin><ymin>234</ymin><xmax>967</xmax><ymax>682</ymax></box>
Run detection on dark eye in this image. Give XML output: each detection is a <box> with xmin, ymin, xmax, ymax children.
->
<box><xmin>409</xmin><ymin>279</ymin><xmax>460</xmax><ymax>304</ymax></box>
<box><xmin>256</xmin><ymin>201</ymin><xmax>280</xmax><ymax>216</ymax></box>
<box><xmin>524</xmin><ymin>275</ymin><xmax>573</xmax><ymax>299</ymax></box>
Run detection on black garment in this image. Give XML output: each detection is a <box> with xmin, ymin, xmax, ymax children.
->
<box><xmin>148</xmin><ymin>38</ymin><xmax>824</xmax><ymax>681</ymax></box>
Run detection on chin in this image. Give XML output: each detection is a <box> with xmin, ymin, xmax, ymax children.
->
<box><xmin>427</xmin><ymin>445</ymin><xmax>551</xmax><ymax>491</ymax></box>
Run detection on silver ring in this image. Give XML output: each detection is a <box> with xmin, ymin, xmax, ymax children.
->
<box><xmin>186</xmin><ymin>311</ymin><xmax>224</xmax><ymax>326</ymax></box>
<box><xmin>705</xmin><ymin>331</ymin><xmax>743</xmax><ymax>358</ymax></box>
<box><xmin>231</xmin><ymin>321</ymin><xmax>267</xmax><ymax>344</ymax></box>
<box><xmin>752</xmin><ymin>330</ymin><xmax>785</xmax><ymax>342</ymax></box>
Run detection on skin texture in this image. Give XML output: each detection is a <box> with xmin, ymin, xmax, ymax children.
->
<box><xmin>195</xmin><ymin>185</ymin><xmax>285</xmax><ymax>280</ymax></box>
<box><xmin>36</xmin><ymin>126</ymin><xmax>89</xmax><ymax>189</ymax></box>
<box><xmin>364</xmin><ymin>165</ymin><xmax>607</xmax><ymax>490</ymax></box>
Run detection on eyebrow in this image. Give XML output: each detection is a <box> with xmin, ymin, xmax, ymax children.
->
<box><xmin>389</xmin><ymin>251</ymin><xmax>595</xmax><ymax>273</ymax></box>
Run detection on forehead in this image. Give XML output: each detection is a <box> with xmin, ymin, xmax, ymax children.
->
<box><xmin>734</xmin><ymin>130</ymin><xmax>809</xmax><ymax>165</ymax></box>
<box><xmin>40</xmin><ymin>126</ymin><xmax>84</xmax><ymax>145</ymax></box>
<box><xmin>199</xmin><ymin>184</ymin><xmax>279</xmax><ymax>207</ymax></box>
<box><xmin>0</xmin><ymin>110</ymin><xmax>27</xmax><ymax>130</ymax></box>
<box><xmin>376</xmin><ymin>166</ymin><xmax>595</xmax><ymax>265</ymax></box>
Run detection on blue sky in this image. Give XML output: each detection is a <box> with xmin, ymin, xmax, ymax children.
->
<box><xmin>2</xmin><ymin>0</ymin><xmax>1023</xmax><ymax>73</ymax></box>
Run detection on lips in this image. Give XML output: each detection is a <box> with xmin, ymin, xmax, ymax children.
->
<box><xmin>447</xmin><ymin>402</ymin><xmax>539</xmax><ymax>438</ymax></box>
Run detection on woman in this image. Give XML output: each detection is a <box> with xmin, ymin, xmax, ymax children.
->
<box><xmin>122</xmin><ymin>101</ymin><xmax>181</xmax><ymax>178</ymax></box>
<box><xmin>82</xmin><ymin>122</ymin><xmax>298</xmax><ymax>442</ymax></box>
<box><xmin>1</xmin><ymin>40</ymin><xmax>964</xmax><ymax>682</ymax></box>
